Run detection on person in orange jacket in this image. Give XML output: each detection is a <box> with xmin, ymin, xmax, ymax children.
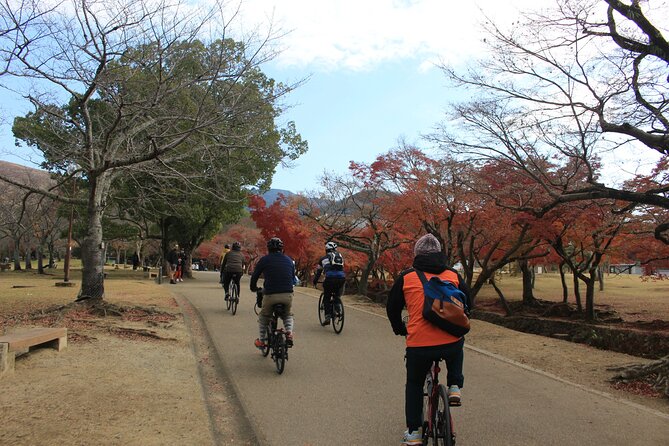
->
<box><xmin>386</xmin><ymin>233</ymin><xmax>472</xmax><ymax>445</ymax></box>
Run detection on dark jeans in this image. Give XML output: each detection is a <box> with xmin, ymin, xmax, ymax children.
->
<box><xmin>223</xmin><ymin>272</ymin><xmax>242</xmax><ymax>296</ymax></box>
<box><xmin>323</xmin><ymin>277</ymin><xmax>345</xmax><ymax>317</ymax></box>
<box><xmin>405</xmin><ymin>339</ymin><xmax>465</xmax><ymax>431</ymax></box>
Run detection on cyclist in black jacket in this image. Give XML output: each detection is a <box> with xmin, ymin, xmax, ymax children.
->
<box><xmin>250</xmin><ymin>237</ymin><xmax>295</xmax><ymax>348</ymax></box>
<box><xmin>313</xmin><ymin>241</ymin><xmax>346</xmax><ymax>325</ymax></box>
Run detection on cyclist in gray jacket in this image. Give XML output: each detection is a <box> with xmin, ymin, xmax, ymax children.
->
<box><xmin>222</xmin><ymin>242</ymin><xmax>245</xmax><ymax>301</ymax></box>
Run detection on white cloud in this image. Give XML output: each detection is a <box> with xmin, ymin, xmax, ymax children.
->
<box><xmin>232</xmin><ymin>0</ymin><xmax>547</xmax><ymax>71</ymax></box>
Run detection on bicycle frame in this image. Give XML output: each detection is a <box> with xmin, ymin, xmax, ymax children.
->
<box><xmin>263</xmin><ymin>304</ymin><xmax>288</xmax><ymax>374</ymax></box>
<box><xmin>423</xmin><ymin>360</ymin><xmax>456</xmax><ymax>446</ymax></box>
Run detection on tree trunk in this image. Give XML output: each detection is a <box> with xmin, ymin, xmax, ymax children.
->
<box><xmin>358</xmin><ymin>254</ymin><xmax>377</xmax><ymax>296</ymax></box>
<box><xmin>572</xmin><ymin>272</ymin><xmax>583</xmax><ymax>312</ymax></box>
<box><xmin>183</xmin><ymin>248</ymin><xmax>193</xmax><ymax>279</ymax></box>
<box><xmin>13</xmin><ymin>241</ymin><xmax>21</xmax><ymax>271</ymax></box>
<box><xmin>519</xmin><ymin>259</ymin><xmax>536</xmax><ymax>305</ymax></box>
<box><xmin>559</xmin><ymin>262</ymin><xmax>568</xmax><ymax>303</ymax></box>
<box><xmin>585</xmin><ymin>271</ymin><xmax>596</xmax><ymax>321</ymax></box>
<box><xmin>25</xmin><ymin>247</ymin><xmax>32</xmax><ymax>269</ymax></box>
<box><xmin>490</xmin><ymin>274</ymin><xmax>512</xmax><ymax>316</ymax></box>
<box><xmin>77</xmin><ymin>177</ymin><xmax>109</xmax><ymax>301</ymax></box>
<box><xmin>598</xmin><ymin>266</ymin><xmax>605</xmax><ymax>291</ymax></box>
<box><xmin>37</xmin><ymin>245</ymin><xmax>44</xmax><ymax>274</ymax></box>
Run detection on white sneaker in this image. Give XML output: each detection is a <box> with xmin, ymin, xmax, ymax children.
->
<box><xmin>402</xmin><ymin>429</ymin><xmax>422</xmax><ymax>445</ymax></box>
<box><xmin>448</xmin><ymin>385</ymin><xmax>461</xmax><ymax>406</ymax></box>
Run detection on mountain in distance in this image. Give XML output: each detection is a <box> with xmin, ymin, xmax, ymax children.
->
<box><xmin>254</xmin><ymin>188</ymin><xmax>295</xmax><ymax>204</ymax></box>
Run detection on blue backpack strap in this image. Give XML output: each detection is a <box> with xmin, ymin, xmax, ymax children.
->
<box><xmin>415</xmin><ymin>269</ymin><xmax>428</xmax><ymax>285</ymax></box>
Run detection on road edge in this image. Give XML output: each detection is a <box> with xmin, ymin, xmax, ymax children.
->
<box><xmin>174</xmin><ymin>292</ymin><xmax>264</xmax><ymax>445</ymax></box>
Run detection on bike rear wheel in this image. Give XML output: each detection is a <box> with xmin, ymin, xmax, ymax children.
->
<box><xmin>273</xmin><ymin>331</ymin><xmax>286</xmax><ymax>374</ymax></box>
<box><xmin>262</xmin><ymin>320</ymin><xmax>274</xmax><ymax>357</ymax></box>
<box><xmin>332</xmin><ymin>297</ymin><xmax>344</xmax><ymax>334</ymax></box>
<box><xmin>318</xmin><ymin>293</ymin><xmax>326</xmax><ymax>325</ymax></box>
<box><xmin>422</xmin><ymin>375</ymin><xmax>434</xmax><ymax>444</ymax></box>
<box><xmin>230</xmin><ymin>282</ymin><xmax>238</xmax><ymax>315</ymax></box>
<box><xmin>435</xmin><ymin>384</ymin><xmax>454</xmax><ymax>446</ymax></box>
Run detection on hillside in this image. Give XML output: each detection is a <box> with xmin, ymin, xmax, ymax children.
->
<box><xmin>0</xmin><ymin>160</ymin><xmax>53</xmax><ymax>189</ymax></box>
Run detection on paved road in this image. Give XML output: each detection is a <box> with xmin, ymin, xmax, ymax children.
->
<box><xmin>176</xmin><ymin>272</ymin><xmax>669</xmax><ymax>445</ymax></box>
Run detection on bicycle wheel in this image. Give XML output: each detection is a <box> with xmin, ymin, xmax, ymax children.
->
<box><xmin>332</xmin><ymin>297</ymin><xmax>345</xmax><ymax>334</ymax></box>
<box><xmin>318</xmin><ymin>293</ymin><xmax>326</xmax><ymax>325</ymax></box>
<box><xmin>435</xmin><ymin>384</ymin><xmax>454</xmax><ymax>446</ymax></box>
<box><xmin>422</xmin><ymin>375</ymin><xmax>434</xmax><ymax>444</ymax></box>
<box><xmin>225</xmin><ymin>291</ymin><xmax>231</xmax><ymax>310</ymax></box>
<box><xmin>273</xmin><ymin>331</ymin><xmax>286</xmax><ymax>374</ymax></box>
<box><xmin>261</xmin><ymin>320</ymin><xmax>273</xmax><ymax>357</ymax></box>
<box><xmin>230</xmin><ymin>282</ymin><xmax>238</xmax><ymax>315</ymax></box>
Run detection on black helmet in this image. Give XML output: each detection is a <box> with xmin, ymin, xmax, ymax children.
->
<box><xmin>267</xmin><ymin>237</ymin><xmax>284</xmax><ymax>252</ymax></box>
<box><xmin>232</xmin><ymin>241</ymin><xmax>241</xmax><ymax>251</ymax></box>
<box><xmin>224</xmin><ymin>244</ymin><xmax>230</xmax><ymax>249</ymax></box>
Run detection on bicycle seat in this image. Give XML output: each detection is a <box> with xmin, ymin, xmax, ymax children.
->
<box><xmin>272</xmin><ymin>303</ymin><xmax>286</xmax><ymax>314</ymax></box>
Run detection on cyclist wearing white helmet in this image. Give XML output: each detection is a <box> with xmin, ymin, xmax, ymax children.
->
<box><xmin>313</xmin><ymin>241</ymin><xmax>346</xmax><ymax>325</ymax></box>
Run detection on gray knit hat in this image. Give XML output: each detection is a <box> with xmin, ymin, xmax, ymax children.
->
<box><xmin>414</xmin><ymin>233</ymin><xmax>441</xmax><ymax>256</ymax></box>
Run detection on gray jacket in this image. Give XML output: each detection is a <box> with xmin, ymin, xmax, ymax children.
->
<box><xmin>222</xmin><ymin>250</ymin><xmax>245</xmax><ymax>273</ymax></box>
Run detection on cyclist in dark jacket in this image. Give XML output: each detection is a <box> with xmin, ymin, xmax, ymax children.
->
<box><xmin>250</xmin><ymin>237</ymin><xmax>295</xmax><ymax>348</ymax></box>
<box><xmin>222</xmin><ymin>242</ymin><xmax>245</xmax><ymax>300</ymax></box>
<box><xmin>313</xmin><ymin>241</ymin><xmax>345</xmax><ymax>325</ymax></box>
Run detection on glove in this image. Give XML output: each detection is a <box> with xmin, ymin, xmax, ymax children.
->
<box><xmin>394</xmin><ymin>323</ymin><xmax>408</xmax><ymax>336</ymax></box>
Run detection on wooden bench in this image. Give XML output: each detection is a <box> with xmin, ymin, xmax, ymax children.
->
<box><xmin>0</xmin><ymin>327</ymin><xmax>67</xmax><ymax>376</ymax></box>
<box><xmin>0</xmin><ymin>263</ymin><xmax>11</xmax><ymax>272</ymax></box>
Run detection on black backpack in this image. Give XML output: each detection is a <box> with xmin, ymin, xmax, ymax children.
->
<box><xmin>327</xmin><ymin>252</ymin><xmax>344</xmax><ymax>269</ymax></box>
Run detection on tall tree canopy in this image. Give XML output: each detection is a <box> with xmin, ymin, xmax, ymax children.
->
<box><xmin>431</xmin><ymin>0</ymin><xmax>669</xmax><ymax>243</ymax></box>
<box><xmin>1</xmin><ymin>0</ymin><xmax>307</xmax><ymax>300</ymax></box>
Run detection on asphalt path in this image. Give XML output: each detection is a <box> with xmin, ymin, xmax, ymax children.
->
<box><xmin>176</xmin><ymin>272</ymin><xmax>669</xmax><ymax>445</ymax></box>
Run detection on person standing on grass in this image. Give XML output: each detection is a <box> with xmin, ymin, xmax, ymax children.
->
<box><xmin>386</xmin><ymin>233</ymin><xmax>472</xmax><ymax>445</ymax></box>
<box><xmin>167</xmin><ymin>246</ymin><xmax>179</xmax><ymax>284</ymax></box>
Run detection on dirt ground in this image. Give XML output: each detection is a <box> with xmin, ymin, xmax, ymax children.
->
<box><xmin>1</xmin><ymin>282</ymin><xmax>668</xmax><ymax>446</ymax></box>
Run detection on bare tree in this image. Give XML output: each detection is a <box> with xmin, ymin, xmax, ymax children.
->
<box><xmin>431</xmin><ymin>0</ymin><xmax>669</xmax><ymax>242</ymax></box>
<box><xmin>0</xmin><ymin>0</ymin><xmax>305</xmax><ymax>300</ymax></box>
<box><xmin>302</xmin><ymin>171</ymin><xmax>410</xmax><ymax>296</ymax></box>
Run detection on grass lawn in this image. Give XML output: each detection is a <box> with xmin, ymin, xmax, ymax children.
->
<box><xmin>475</xmin><ymin>272</ymin><xmax>669</xmax><ymax>322</ymax></box>
<box><xmin>0</xmin><ymin>264</ymin><xmax>175</xmax><ymax>320</ymax></box>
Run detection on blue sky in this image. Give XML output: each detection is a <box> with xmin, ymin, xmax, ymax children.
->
<box><xmin>237</xmin><ymin>0</ymin><xmax>546</xmax><ymax>193</ymax></box>
<box><xmin>0</xmin><ymin>0</ymin><xmax>546</xmax><ymax>192</ymax></box>
<box><xmin>267</xmin><ymin>60</ymin><xmax>451</xmax><ymax>193</ymax></box>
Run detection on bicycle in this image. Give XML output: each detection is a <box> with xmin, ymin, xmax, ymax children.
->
<box><xmin>422</xmin><ymin>359</ymin><xmax>457</xmax><ymax>445</ymax></box>
<box><xmin>317</xmin><ymin>283</ymin><xmax>345</xmax><ymax>334</ymax></box>
<box><xmin>259</xmin><ymin>303</ymin><xmax>290</xmax><ymax>374</ymax></box>
<box><xmin>228</xmin><ymin>280</ymin><xmax>239</xmax><ymax>315</ymax></box>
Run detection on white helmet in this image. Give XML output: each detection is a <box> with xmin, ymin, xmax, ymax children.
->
<box><xmin>325</xmin><ymin>241</ymin><xmax>337</xmax><ymax>251</ymax></box>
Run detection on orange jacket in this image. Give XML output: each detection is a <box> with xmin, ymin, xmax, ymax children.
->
<box><xmin>387</xmin><ymin>253</ymin><xmax>471</xmax><ymax>348</ymax></box>
<box><xmin>402</xmin><ymin>269</ymin><xmax>463</xmax><ymax>347</ymax></box>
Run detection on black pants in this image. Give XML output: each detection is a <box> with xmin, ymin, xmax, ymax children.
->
<box><xmin>223</xmin><ymin>272</ymin><xmax>242</xmax><ymax>296</ymax></box>
<box><xmin>323</xmin><ymin>277</ymin><xmax>345</xmax><ymax>317</ymax></box>
<box><xmin>405</xmin><ymin>339</ymin><xmax>465</xmax><ymax>431</ymax></box>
